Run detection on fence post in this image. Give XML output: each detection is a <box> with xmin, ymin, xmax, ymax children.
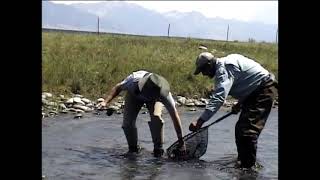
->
<box><xmin>276</xmin><ymin>28</ymin><xmax>278</xmax><ymax>44</ymax></box>
<box><xmin>97</xmin><ymin>16</ymin><xmax>100</xmax><ymax>35</ymax></box>
<box><xmin>226</xmin><ymin>24</ymin><xmax>229</xmax><ymax>41</ymax></box>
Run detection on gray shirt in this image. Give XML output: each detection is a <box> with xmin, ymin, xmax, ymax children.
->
<box><xmin>119</xmin><ymin>70</ymin><xmax>177</xmax><ymax>113</ymax></box>
<box><xmin>200</xmin><ymin>54</ymin><xmax>270</xmax><ymax>122</ymax></box>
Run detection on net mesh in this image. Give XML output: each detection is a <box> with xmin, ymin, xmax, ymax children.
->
<box><xmin>166</xmin><ymin>127</ymin><xmax>209</xmax><ymax>160</ymax></box>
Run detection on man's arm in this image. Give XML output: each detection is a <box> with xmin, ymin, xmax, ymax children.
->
<box><xmin>200</xmin><ymin>67</ymin><xmax>234</xmax><ymax>122</ymax></box>
<box><xmin>98</xmin><ymin>73</ymin><xmax>134</xmax><ymax>108</ymax></box>
<box><xmin>104</xmin><ymin>83</ymin><xmax>122</xmax><ymax>104</ymax></box>
<box><xmin>98</xmin><ymin>83</ymin><xmax>123</xmax><ymax>108</ymax></box>
<box><xmin>162</xmin><ymin>93</ymin><xmax>184</xmax><ymax>140</ymax></box>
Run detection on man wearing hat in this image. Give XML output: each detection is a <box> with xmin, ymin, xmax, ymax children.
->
<box><xmin>189</xmin><ymin>52</ymin><xmax>278</xmax><ymax>168</ymax></box>
<box><xmin>98</xmin><ymin>70</ymin><xmax>186</xmax><ymax>157</ymax></box>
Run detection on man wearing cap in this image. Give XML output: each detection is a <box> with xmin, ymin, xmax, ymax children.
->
<box><xmin>189</xmin><ymin>52</ymin><xmax>278</xmax><ymax>168</ymax></box>
<box><xmin>98</xmin><ymin>70</ymin><xmax>186</xmax><ymax>157</ymax></box>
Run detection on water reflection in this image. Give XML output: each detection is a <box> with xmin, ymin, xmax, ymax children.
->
<box><xmin>211</xmin><ymin>154</ymin><xmax>263</xmax><ymax>180</ymax></box>
<box><xmin>119</xmin><ymin>153</ymin><xmax>164</xmax><ymax>180</ymax></box>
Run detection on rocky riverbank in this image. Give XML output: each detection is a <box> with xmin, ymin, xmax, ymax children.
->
<box><xmin>42</xmin><ymin>92</ymin><xmax>278</xmax><ymax>119</ymax></box>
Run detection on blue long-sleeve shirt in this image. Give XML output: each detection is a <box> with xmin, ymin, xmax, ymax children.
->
<box><xmin>200</xmin><ymin>54</ymin><xmax>270</xmax><ymax>122</ymax></box>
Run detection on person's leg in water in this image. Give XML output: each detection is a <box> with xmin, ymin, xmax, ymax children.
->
<box><xmin>235</xmin><ymin>85</ymin><xmax>277</xmax><ymax>169</ymax></box>
<box><xmin>122</xmin><ymin>93</ymin><xmax>144</xmax><ymax>154</ymax></box>
<box><xmin>146</xmin><ymin>101</ymin><xmax>165</xmax><ymax>157</ymax></box>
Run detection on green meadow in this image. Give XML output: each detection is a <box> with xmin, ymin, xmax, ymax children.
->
<box><xmin>42</xmin><ymin>31</ymin><xmax>278</xmax><ymax>100</ymax></box>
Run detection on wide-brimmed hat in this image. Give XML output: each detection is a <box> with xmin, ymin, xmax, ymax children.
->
<box><xmin>138</xmin><ymin>73</ymin><xmax>170</xmax><ymax>98</ymax></box>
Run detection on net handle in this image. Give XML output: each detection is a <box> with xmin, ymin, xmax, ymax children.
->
<box><xmin>167</xmin><ymin>112</ymin><xmax>233</xmax><ymax>152</ymax></box>
<box><xmin>201</xmin><ymin>111</ymin><xmax>234</xmax><ymax>129</ymax></box>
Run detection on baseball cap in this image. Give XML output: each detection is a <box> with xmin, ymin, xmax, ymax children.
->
<box><xmin>194</xmin><ymin>52</ymin><xmax>215</xmax><ymax>75</ymax></box>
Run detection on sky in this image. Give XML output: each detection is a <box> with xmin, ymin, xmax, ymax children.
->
<box><xmin>51</xmin><ymin>1</ymin><xmax>278</xmax><ymax>25</ymax></box>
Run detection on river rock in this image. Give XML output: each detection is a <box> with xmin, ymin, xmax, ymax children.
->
<box><xmin>60</xmin><ymin>109</ymin><xmax>68</xmax><ymax>113</ymax></box>
<box><xmin>65</xmin><ymin>98</ymin><xmax>74</xmax><ymax>104</ymax></box>
<box><xmin>74</xmin><ymin>94</ymin><xmax>83</xmax><ymax>98</ymax></box>
<box><xmin>200</xmin><ymin>98</ymin><xmax>209</xmax><ymax>105</ymax></box>
<box><xmin>43</xmin><ymin>92</ymin><xmax>53</xmax><ymax>98</ymax></box>
<box><xmin>59</xmin><ymin>103</ymin><xmax>67</xmax><ymax>110</ymax></box>
<box><xmin>194</xmin><ymin>100</ymin><xmax>206</xmax><ymax>107</ymax></box>
<box><xmin>116</xmin><ymin>110</ymin><xmax>122</xmax><ymax>114</ymax></box>
<box><xmin>49</xmin><ymin>110</ymin><xmax>57</xmax><ymax>116</ymax></box>
<box><xmin>117</xmin><ymin>96</ymin><xmax>124</xmax><ymax>103</ymax></box>
<box><xmin>113</xmin><ymin>102</ymin><xmax>123</xmax><ymax>108</ymax></box>
<box><xmin>185</xmin><ymin>102</ymin><xmax>195</xmax><ymax>107</ymax></box>
<box><xmin>108</xmin><ymin>105</ymin><xmax>120</xmax><ymax>111</ymax></box>
<box><xmin>74</xmin><ymin>113</ymin><xmax>83</xmax><ymax>119</ymax></box>
<box><xmin>177</xmin><ymin>96</ymin><xmax>187</xmax><ymax>105</ymax></box>
<box><xmin>185</xmin><ymin>99</ymin><xmax>194</xmax><ymax>104</ymax></box>
<box><xmin>81</xmin><ymin>98</ymin><xmax>91</xmax><ymax>104</ymax></box>
<box><xmin>68</xmin><ymin>108</ymin><xmax>77</xmax><ymax>112</ymax></box>
<box><xmin>73</xmin><ymin>97</ymin><xmax>85</xmax><ymax>105</ymax></box>
<box><xmin>94</xmin><ymin>111</ymin><xmax>101</xmax><ymax>115</ymax></box>
<box><xmin>46</xmin><ymin>101</ymin><xmax>57</xmax><ymax>106</ymax></box>
<box><xmin>42</xmin><ymin>98</ymin><xmax>48</xmax><ymax>105</ymax></box>
<box><xmin>73</xmin><ymin>104</ymin><xmax>92</xmax><ymax>112</ymax></box>
<box><xmin>86</xmin><ymin>103</ymin><xmax>94</xmax><ymax>108</ymax></box>
<box><xmin>97</xmin><ymin>98</ymin><xmax>104</xmax><ymax>103</ymax></box>
<box><xmin>75</xmin><ymin>109</ymin><xmax>85</xmax><ymax>113</ymax></box>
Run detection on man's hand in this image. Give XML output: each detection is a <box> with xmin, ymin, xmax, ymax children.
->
<box><xmin>189</xmin><ymin>121</ymin><xmax>199</xmax><ymax>132</ymax></box>
<box><xmin>189</xmin><ymin>118</ymin><xmax>205</xmax><ymax>132</ymax></box>
<box><xmin>231</xmin><ymin>102</ymin><xmax>241</xmax><ymax>114</ymax></box>
<box><xmin>178</xmin><ymin>140</ymin><xmax>186</xmax><ymax>152</ymax></box>
<box><xmin>97</xmin><ymin>101</ymin><xmax>108</xmax><ymax>109</ymax></box>
<box><xmin>175</xmin><ymin>139</ymin><xmax>187</xmax><ymax>158</ymax></box>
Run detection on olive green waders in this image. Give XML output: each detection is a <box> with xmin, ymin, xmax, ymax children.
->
<box><xmin>122</xmin><ymin>93</ymin><xmax>164</xmax><ymax>157</ymax></box>
<box><xmin>235</xmin><ymin>77</ymin><xmax>278</xmax><ymax>168</ymax></box>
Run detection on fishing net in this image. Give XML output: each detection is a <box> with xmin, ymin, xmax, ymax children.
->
<box><xmin>166</xmin><ymin>126</ymin><xmax>209</xmax><ymax>160</ymax></box>
<box><xmin>166</xmin><ymin>112</ymin><xmax>234</xmax><ymax>161</ymax></box>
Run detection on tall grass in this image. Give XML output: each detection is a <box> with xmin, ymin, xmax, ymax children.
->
<box><xmin>42</xmin><ymin>32</ymin><xmax>278</xmax><ymax>99</ymax></box>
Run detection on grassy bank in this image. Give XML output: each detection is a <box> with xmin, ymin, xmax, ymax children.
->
<box><xmin>42</xmin><ymin>31</ymin><xmax>278</xmax><ymax>100</ymax></box>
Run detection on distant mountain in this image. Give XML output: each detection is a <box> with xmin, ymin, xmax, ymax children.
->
<box><xmin>42</xmin><ymin>2</ymin><xmax>98</xmax><ymax>31</ymax></box>
<box><xmin>42</xmin><ymin>1</ymin><xmax>277</xmax><ymax>42</ymax></box>
<box><xmin>71</xmin><ymin>1</ymin><xmax>170</xmax><ymax>36</ymax></box>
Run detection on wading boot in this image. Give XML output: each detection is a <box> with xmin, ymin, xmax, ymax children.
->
<box><xmin>148</xmin><ymin>120</ymin><xmax>164</xmax><ymax>157</ymax></box>
<box><xmin>122</xmin><ymin>127</ymin><xmax>141</xmax><ymax>155</ymax></box>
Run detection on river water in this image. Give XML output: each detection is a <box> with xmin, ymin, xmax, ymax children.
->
<box><xmin>42</xmin><ymin>107</ymin><xmax>278</xmax><ymax>180</ymax></box>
